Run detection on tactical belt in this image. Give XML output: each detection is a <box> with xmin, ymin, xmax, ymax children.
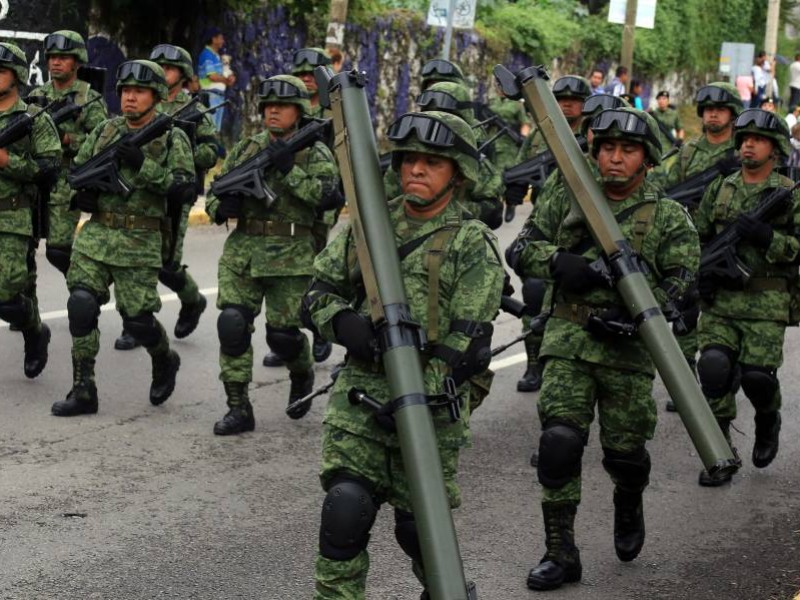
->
<box><xmin>0</xmin><ymin>197</ymin><xmax>30</xmax><ymax>211</ymax></box>
<box><xmin>552</xmin><ymin>302</ymin><xmax>609</xmax><ymax>326</ymax></box>
<box><xmin>236</xmin><ymin>219</ymin><xmax>312</xmax><ymax>237</ymax></box>
<box><xmin>90</xmin><ymin>211</ymin><xmax>163</xmax><ymax>231</ymax></box>
<box><xmin>745</xmin><ymin>277</ymin><xmax>788</xmax><ymax>292</ymax></box>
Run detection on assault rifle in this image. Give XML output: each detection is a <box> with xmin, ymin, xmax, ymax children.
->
<box><xmin>172</xmin><ymin>99</ymin><xmax>229</xmax><ymax>146</ymax></box>
<box><xmin>473</xmin><ymin>102</ymin><xmax>525</xmax><ymax>147</ymax></box>
<box><xmin>700</xmin><ymin>181</ymin><xmax>800</xmax><ymax>295</ymax></box>
<box><xmin>209</xmin><ymin>117</ymin><xmax>331</xmax><ymax>205</ymax></box>
<box><xmin>502</xmin><ymin>134</ymin><xmax>588</xmax><ymax>194</ymax></box>
<box><xmin>664</xmin><ymin>152</ymin><xmax>740</xmax><ymax>210</ymax></box>
<box><xmin>68</xmin><ymin>99</ymin><xmax>203</xmax><ymax>195</ymax></box>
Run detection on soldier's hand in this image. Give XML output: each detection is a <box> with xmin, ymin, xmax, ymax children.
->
<box><xmin>0</xmin><ymin>148</ymin><xmax>10</xmax><ymax>169</ymax></box>
<box><xmin>73</xmin><ymin>190</ymin><xmax>99</xmax><ymax>213</ymax></box>
<box><xmin>116</xmin><ymin>141</ymin><xmax>145</xmax><ymax>171</ymax></box>
<box><xmin>333</xmin><ymin>309</ymin><xmax>377</xmax><ymax>362</ymax></box>
<box><xmin>504</xmin><ymin>182</ymin><xmax>528</xmax><ymax>206</ymax></box>
<box><xmin>270</xmin><ymin>139</ymin><xmax>295</xmax><ymax>175</ymax></box>
<box><xmin>697</xmin><ymin>274</ymin><xmax>717</xmax><ymax>303</ymax></box>
<box><xmin>735</xmin><ymin>214</ymin><xmax>773</xmax><ymax>249</ymax></box>
<box><xmin>550</xmin><ymin>251</ymin><xmax>606</xmax><ymax>293</ymax></box>
<box><xmin>318</xmin><ymin>186</ymin><xmax>345</xmax><ymax>212</ymax></box>
<box><xmin>167</xmin><ymin>182</ymin><xmax>197</xmax><ymax>208</ymax></box>
<box><xmin>215</xmin><ymin>195</ymin><xmax>242</xmax><ymax>223</ymax></box>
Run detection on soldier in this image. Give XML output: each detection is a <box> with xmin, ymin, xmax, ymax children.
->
<box><xmin>420</xmin><ymin>58</ymin><xmax>465</xmax><ymax>90</ymax></box>
<box><xmin>649</xmin><ymin>90</ymin><xmax>684</xmax><ymax>148</ymax></box>
<box><xmin>28</xmin><ymin>30</ymin><xmax>108</xmax><ymax>279</ymax></box>
<box><xmin>0</xmin><ymin>42</ymin><xmax>61</xmax><ymax>379</ymax></box>
<box><xmin>51</xmin><ymin>60</ymin><xmax>195</xmax><ymax>416</ymax></box>
<box><xmin>506</xmin><ymin>108</ymin><xmax>699</xmax><ymax>590</ymax></box>
<box><xmin>290</xmin><ymin>47</ymin><xmax>331</xmax><ymax>119</ymax></box>
<box><xmin>487</xmin><ymin>84</ymin><xmax>530</xmax><ymax>221</ymax></box>
<box><xmin>694</xmin><ymin>109</ymin><xmax>799</xmax><ymax>486</ymax></box>
<box><xmin>206</xmin><ymin>75</ymin><xmax>338</xmax><ymax>434</ymax></box>
<box><xmin>304</xmin><ymin>110</ymin><xmax>503</xmax><ymax>599</ymax></box>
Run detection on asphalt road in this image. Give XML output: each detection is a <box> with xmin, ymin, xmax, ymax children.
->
<box><xmin>1</xmin><ymin>206</ymin><xmax>799</xmax><ymax>600</ymax></box>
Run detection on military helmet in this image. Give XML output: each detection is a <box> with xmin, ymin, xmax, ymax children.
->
<box><xmin>388</xmin><ymin>111</ymin><xmax>480</xmax><ymax>184</ymax></box>
<box><xmin>0</xmin><ymin>42</ymin><xmax>28</xmax><ymax>84</ymax></box>
<box><xmin>695</xmin><ymin>82</ymin><xmax>743</xmax><ymax>117</ymax></box>
<box><xmin>416</xmin><ymin>81</ymin><xmax>475</xmax><ymax>124</ymax></box>
<box><xmin>291</xmin><ymin>48</ymin><xmax>331</xmax><ymax>75</ymax></box>
<box><xmin>115</xmin><ymin>60</ymin><xmax>168</xmax><ymax>101</ymax></box>
<box><xmin>553</xmin><ymin>75</ymin><xmax>592</xmax><ymax>101</ymax></box>
<box><xmin>149</xmin><ymin>44</ymin><xmax>194</xmax><ymax>81</ymax></box>
<box><xmin>580</xmin><ymin>93</ymin><xmax>629</xmax><ymax>135</ymax></box>
<box><xmin>733</xmin><ymin>108</ymin><xmax>792</xmax><ymax>157</ymax></box>
<box><xmin>257</xmin><ymin>74</ymin><xmax>311</xmax><ymax>115</ymax></box>
<box><xmin>590</xmin><ymin>107</ymin><xmax>664</xmax><ymax>166</ymax></box>
<box><xmin>421</xmin><ymin>59</ymin><xmax>465</xmax><ymax>89</ymax></box>
<box><xmin>43</xmin><ymin>30</ymin><xmax>87</xmax><ymax>64</ymax></box>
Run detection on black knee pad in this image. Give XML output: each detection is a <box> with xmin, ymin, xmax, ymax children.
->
<box><xmin>217</xmin><ymin>304</ymin><xmax>254</xmax><ymax>357</ymax></box>
<box><xmin>394</xmin><ymin>509</ymin><xmax>423</xmax><ymax>564</ymax></box>
<box><xmin>602</xmin><ymin>446</ymin><xmax>651</xmax><ymax>493</ymax></box>
<box><xmin>740</xmin><ymin>364</ymin><xmax>779</xmax><ymax>412</ymax></box>
<box><xmin>319</xmin><ymin>475</ymin><xmax>378</xmax><ymax>561</ymax></box>
<box><xmin>697</xmin><ymin>345</ymin><xmax>740</xmax><ymax>399</ymax></box>
<box><xmin>266</xmin><ymin>325</ymin><xmax>305</xmax><ymax>363</ymax></box>
<box><xmin>522</xmin><ymin>278</ymin><xmax>547</xmax><ymax>316</ymax></box>
<box><xmin>158</xmin><ymin>262</ymin><xmax>187</xmax><ymax>292</ymax></box>
<box><xmin>123</xmin><ymin>312</ymin><xmax>162</xmax><ymax>348</ymax></box>
<box><xmin>537</xmin><ymin>420</ymin><xmax>587</xmax><ymax>489</ymax></box>
<box><xmin>67</xmin><ymin>288</ymin><xmax>100</xmax><ymax>337</ymax></box>
<box><xmin>45</xmin><ymin>244</ymin><xmax>72</xmax><ymax>276</ymax></box>
<box><xmin>0</xmin><ymin>295</ymin><xmax>32</xmax><ymax>328</ymax></box>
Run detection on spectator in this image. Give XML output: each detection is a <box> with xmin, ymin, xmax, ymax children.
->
<box><xmin>786</xmin><ymin>104</ymin><xmax>800</xmax><ymax>131</ymax></box>
<box><xmin>629</xmin><ymin>79</ymin><xmax>644</xmax><ymax>110</ymax></box>
<box><xmin>198</xmin><ymin>26</ymin><xmax>235</xmax><ymax>132</ymax></box>
<box><xmin>609</xmin><ymin>65</ymin><xmax>628</xmax><ymax>97</ymax></box>
<box><xmin>789</xmin><ymin>122</ymin><xmax>800</xmax><ymax>167</ymax></box>
<box><xmin>752</xmin><ymin>50</ymin><xmax>767</xmax><ymax>108</ymax></box>
<box><xmin>589</xmin><ymin>68</ymin><xmax>605</xmax><ymax>95</ymax></box>
<box><xmin>760</xmin><ymin>96</ymin><xmax>777</xmax><ymax>113</ymax></box>
<box><xmin>735</xmin><ymin>72</ymin><xmax>754</xmax><ymax>107</ymax></box>
<box><xmin>790</xmin><ymin>54</ymin><xmax>800</xmax><ymax>108</ymax></box>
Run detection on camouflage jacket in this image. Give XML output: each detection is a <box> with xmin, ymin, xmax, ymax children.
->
<box><xmin>206</xmin><ymin>129</ymin><xmax>338</xmax><ymax>278</ymax></box>
<box><xmin>160</xmin><ymin>91</ymin><xmax>219</xmax><ymax>171</ymax></box>
<box><xmin>696</xmin><ymin>170</ymin><xmax>800</xmax><ymax>322</ymax></box>
<box><xmin>308</xmin><ymin>197</ymin><xmax>504</xmax><ymax>447</ymax></box>
<box><xmin>651</xmin><ymin>134</ymin><xmax>736</xmax><ymax>192</ymax></box>
<box><xmin>72</xmin><ymin>116</ymin><xmax>194</xmax><ymax>268</ymax></box>
<box><xmin>0</xmin><ymin>98</ymin><xmax>61</xmax><ymax>237</ymax></box>
<box><xmin>486</xmin><ymin>97</ymin><xmax>529</xmax><ymax>171</ymax></box>
<box><xmin>516</xmin><ymin>121</ymin><xmax>582</xmax><ymax>164</ymax></box>
<box><xmin>516</xmin><ymin>179</ymin><xmax>699</xmax><ymax>375</ymax></box>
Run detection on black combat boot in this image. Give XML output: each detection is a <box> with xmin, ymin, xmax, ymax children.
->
<box><xmin>312</xmin><ymin>333</ymin><xmax>333</xmax><ymax>363</ymax></box>
<box><xmin>286</xmin><ymin>368</ymin><xmax>314</xmax><ymax>419</ymax></box>
<box><xmin>114</xmin><ymin>328</ymin><xmax>140</xmax><ymax>350</ymax></box>
<box><xmin>526</xmin><ymin>502</ymin><xmax>582</xmax><ymax>591</ymax></box>
<box><xmin>52</xmin><ymin>357</ymin><xmax>99</xmax><ymax>416</ymax></box>
<box><xmin>517</xmin><ymin>362</ymin><xmax>543</xmax><ymax>392</ymax></box>
<box><xmin>22</xmin><ymin>323</ymin><xmax>51</xmax><ymax>379</ymax></box>
<box><xmin>262</xmin><ymin>351</ymin><xmax>285</xmax><ymax>367</ymax></box>
<box><xmin>174</xmin><ymin>294</ymin><xmax>207</xmax><ymax>339</ymax></box>
<box><xmin>504</xmin><ymin>204</ymin><xmax>516</xmax><ymax>223</ymax></box>
<box><xmin>699</xmin><ymin>419</ymin><xmax>736</xmax><ymax>486</ymax></box>
<box><xmin>613</xmin><ymin>488</ymin><xmax>645</xmax><ymax>561</ymax></box>
<box><xmin>213</xmin><ymin>382</ymin><xmax>255</xmax><ymax>435</ymax></box>
<box><xmin>752</xmin><ymin>411</ymin><xmax>781</xmax><ymax>468</ymax></box>
<box><xmin>150</xmin><ymin>349</ymin><xmax>181</xmax><ymax>405</ymax></box>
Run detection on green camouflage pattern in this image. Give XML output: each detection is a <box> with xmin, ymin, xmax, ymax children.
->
<box><xmin>44</xmin><ymin>30</ymin><xmax>88</xmax><ymax>63</ymax></box>
<box><xmin>515</xmin><ymin>179</ymin><xmax>699</xmax><ymax>376</ymax></box>
<box><xmin>160</xmin><ymin>90</ymin><xmax>219</xmax><ymax>170</ymax></box>
<box><xmin>205</xmin><ymin>131</ymin><xmax>338</xmax><ymax>277</ymax></box>
<box><xmin>169</xmin><ymin>204</ymin><xmax>200</xmax><ymax>305</ymax></box>
<box><xmin>650</xmin><ymin>106</ymin><xmax>682</xmax><ymax>143</ymax></box>
<box><xmin>487</xmin><ymin>97</ymin><xmax>529</xmax><ymax>171</ymax></box>
<box><xmin>538</xmin><ymin>357</ymin><xmax>657</xmax><ymax>504</ymax></box>
<box><xmin>0</xmin><ymin>42</ymin><xmax>28</xmax><ymax>84</ymax></box>
<box><xmin>116</xmin><ymin>60</ymin><xmax>168</xmax><ymax>101</ymax></box>
<box><xmin>72</xmin><ymin>116</ymin><xmax>195</xmax><ymax>268</ymax></box>
<box><xmin>650</xmin><ymin>134</ymin><xmax>736</xmax><ymax>192</ymax></box>
<box><xmin>695</xmin><ymin>170</ymin><xmax>800</xmax><ymax>322</ymax></box>
<box><xmin>0</xmin><ymin>234</ymin><xmax>39</xmax><ymax>331</ymax></box>
<box><xmin>259</xmin><ymin>74</ymin><xmax>311</xmax><ymax>116</ymax></box>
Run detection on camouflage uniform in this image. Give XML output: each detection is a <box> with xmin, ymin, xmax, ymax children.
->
<box><xmin>0</xmin><ymin>43</ymin><xmax>62</xmax><ymax>379</ymax></box>
<box><xmin>649</xmin><ymin>105</ymin><xmax>682</xmax><ymax>148</ymax></box>
<box><xmin>487</xmin><ymin>96</ymin><xmax>529</xmax><ymax>172</ymax></box>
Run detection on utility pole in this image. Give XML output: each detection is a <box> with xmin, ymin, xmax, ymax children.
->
<box><xmin>765</xmin><ymin>0</ymin><xmax>781</xmax><ymax>98</ymax></box>
<box><xmin>326</xmin><ymin>0</ymin><xmax>348</xmax><ymax>71</ymax></box>
<box><xmin>442</xmin><ymin>0</ymin><xmax>456</xmax><ymax>61</ymax></box>
<box><xmin>620</xmin><ymin>0</ymin><xmax>638</xmax><ymax>92</ymax></box>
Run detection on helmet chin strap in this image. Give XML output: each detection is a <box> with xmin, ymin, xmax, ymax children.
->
<box><xmin>742</xmin><ymin>151</ymin><xmax>775</xmax><ymax>170</ymax></box>
<box><xmin>601</xmin><ymin>162</ymin><xmax>648</xmax><ymax>188</ymax></box>
<box><xmin>405</xmin><ymin>175</ymin><xmax>458</xmax><ymax>209</ymax></box>
<box><xmin>124</xmin><ymin>101</ymin><xmax>157</xmax><ymax>122</ymax></box>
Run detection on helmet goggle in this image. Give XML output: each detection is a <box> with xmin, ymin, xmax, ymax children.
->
<box><xmin>695</xmin><ymin>85</ymin><xmax>736</xmax><ymax>105</ymax></box>
<box><xmin>416</xmin><ymin>90</ymin><xmax>471</xmax><ymax>112</ymax></box>
<box><xmin>590</xmin><ymin>109</ymin><xmax>660</xmax><ymax>148</ymax></box>
<box><xmin>258</xmin><ymin>79</ymin><xmax>309</xmax><ymax>100</ymax></box>
<box><xmin>44</xmin><ymin>33</ymin><xmax>85</xmax><ymax>53</ymax></box>
<box><xmin>116</xmin><ymin>61</ymin><xmax>166</xmax><ymax>86</ymax></box>
<box><xmin>292</xmin><ymin>49</ymin><xmax>331</xmax><ymax>68</ymax></box>
<box><xmin>0</xmin><ymin>45</ymin><xmax>27</xmax><ymax>68</ymax></box>
<box><xmin>388</xmin><ymin>113</ymin><xmax>479</xmax><ymax>160</ymax></box>
<box><xmin>553</xmin><ymin>76</ymin><xmax>590</xmax><ymax>98</ymax></box>
<box><xmin>421</xmin><ymin>59</ymin><xmax>459</xmax><ymax>78</ymax></box>
<box><xmin>149</xmin><ymin>44</ymin><xmax>185</xmax><ymax>63</ymax></box>
<box><xmin>735</xmin><ymin>108</ymin><xmax>784</xmax><ymax>132</ymax></box>
<box><xmin>582</xmin><ymin>94</ymin><xmax>625</xmax><ymax>117</ymax></box>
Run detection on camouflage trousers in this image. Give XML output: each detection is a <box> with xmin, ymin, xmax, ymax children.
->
<box><xmin>698</xmin><ymin>312</ymin><xmax>786</xmax><ymax>419</ymax></box>
<box><xmin>0</xmin><ymin>232</ymin><xmax>40</xmax><ymax>331</ymax></box>
<box><xmin>217</xmin><ymin>263</ymin><xmax>311</xmax><ymax>382</ymax></box>
<box><xmin>537</xmin><ymin>357</ymin><xmax>656</xmax><ymax>504</ymax></box>
<box><xmin>67</xmin><ymin>251</ymin><xmax>169</xmax><ymax>360</ymax></box>
<box><xmin>47</xmin><ymin>198</ymin><xmax>80</xmax><ymax>250</ymax></box>
<box><xmin>159</xmin><ymin>205</ymin><xmax>200</xmax><ymax>306</ymax></box>
<box><xmin>313</xmin><ymin>424</ymin><xmax>461</xmax><ymax>600</ymax></box>
<box><xmin>522</xmin><ymin>313</ymin><xmax>543</xmax><ymax>366</ymax></box>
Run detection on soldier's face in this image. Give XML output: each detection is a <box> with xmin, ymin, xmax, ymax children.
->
<box><xmin>121</xmin><ymin>86</ymin><xmax>157</xmax><ymax>115</ymax></box>
<box><xmin>657</xmin><ymin>96</ymin><xmax>669</xmax><ymax>110</ymax></box>
<box><xmin>298</xmin><ymin>73</ymin><xmax>317</xmax><ymax>95</ymax></box>
<box><xmin>48</xmin><ymin>55</ymin><xmax>77</xmax><ymax>80</ymax></box>
<box><xmin>558</xmin><ymin>98</ymin><xmax>583</xmax><ymax>123</ymax></box>
<box><xmin>597</xmin><ymin>139</ymin><xmax>647</xmax><ymax>180</ymax></box>
<box><xmin>740</xmin><ymin>134</ymin><xmax>775</xmax><ymax>165</ymax></box>
<box><xmin>163</xmin><ymin>65</ymin><xmax>183</xmax><ymax>89</ymax></box>
<box><xmin>702</xmin><ymin>106</ymin><xmax>733</xmax><ymax>133</ymax></box>
<box><xmin>264</xmin><ymin>103</ymin><xmax>301</xmax><ymax>131</ymax></box>
<box><xmin>0</xmin><ymin>68</ymin><xmax>14</xmax><ymax>93</ymax></box>
<box><xmin>400</xmin><ymin>151</ymin><xmax>456</xmax><ymax>201</ymax></box>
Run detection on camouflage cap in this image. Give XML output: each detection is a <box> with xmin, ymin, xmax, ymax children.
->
<box><xmin>553</xmin><ymin>75</ymin><xmax>592</xmax><ymax>101</ymax></box>
<box><xmin>44</xmin><ymin>30</ymin><xmax>87</xmax><ymax>64</ymax></box>
<box><xmin>580</xmin><ymin>93</ymin><xmax>630</xmax><ymax>136</ymax></box>
<box><xmin>149</xmin><ymin>44</ymin><xmax>194</xmax><ymax>81</ymax></box>
<box><xmin>421</xmin><ymin>59</ymin><xmax>465</xmax><ymax>88</ymax></box>
<box><xmin>733</xmin><ymin>108</ymin><xmax>792</xmax><ymax>157</ymax></box>
<box><xmin>115</xmin><ymin>59</ymin><xmax>169</xmax><ymax>101</ymax></box>
<box><xmin>416</xmin><ymin>81</ymin><xmax>475</xmax><ymax>124</ymax></box>
<box><xmin>590</xmin><ymin>107</ymin><xmax>663</xmax><ymax>166</ymax></box>
<box><xmin>291</xmin><ymin>47</ymin><xmax>331</xmax><ymax>75</ymax></box>
<box><xmin>389</xmin><ymin>110</ymin><xmax>479</xmax><ymax>184</ymax></box>
<box><xmin>696</xmin><ymin>82</ymin><xmax>743</xmax><ymax>117</ymax></box>
<box><xmin>258</xmin><ymin>74</ymin><xmax>311</xmax><ymax>116</ymax></box>
<box><xmin>0</xmin><ymin>42</ymin><xmax>28</xmax><ymax>84</ymax></box>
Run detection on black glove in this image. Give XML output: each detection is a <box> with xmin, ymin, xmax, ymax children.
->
<box><xmin>72</xmin><ymin>190</ymin><xmax>99</xmax><ymax>213</ymax></box>
<box><xmin>504</xmin><ymin>182</ymin><xmax>528</xmax><ymax>206</ymax></box>
<box><xmin>736</xmin><ymin>213</ymin><xmax>773</xmax><ymax>249</ymax></box>
<box><xmin>550</xmin><ymin>251</ymin><xmax>607</xmax><ymax>294</ymax></box>
<box><xmin>270</xmin><ymin>138</ymin><xmax>295</xmax><ymax>175</ymax></box>
<box><xmin>318</xmin><ymin>186</ymin><xmax>345</xmax><ymax>212</ymax></box>
<box><xmin>584</xmin><ymin>307</ymin><xmax>636</xmax><ymax>340</ymax></box>
<box><xmin>167</xmin><ymin>182</ymin><xmax>197</xmax><ymax>208</ymax></box>
<box><xmin>333</xmin><ymin>309</ymin><xmax>377</xmax><ymax>362</ymax></box>
<box><xmin>698</xmin><ymin>274</ymin><xmax>717</xmax><ymax>303</ymax></box>
<box><xmin>116</xmin><ymin>141</ymin><xmax>145</xmax><ymax>171</ymax></box>
<box><xmin>504</xmin><ymin>238</ymin><xmax>528</xmax><ymax>274</ymax></box>
<box><xmin>502</xmin><ymin>272</ymin><xmax>515</xmax><ymax>297</ymax></box>
<box><xmin>215</xmin><ymin>195</ymin><xmax>242</xmax><ymax>223</ymax></box>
